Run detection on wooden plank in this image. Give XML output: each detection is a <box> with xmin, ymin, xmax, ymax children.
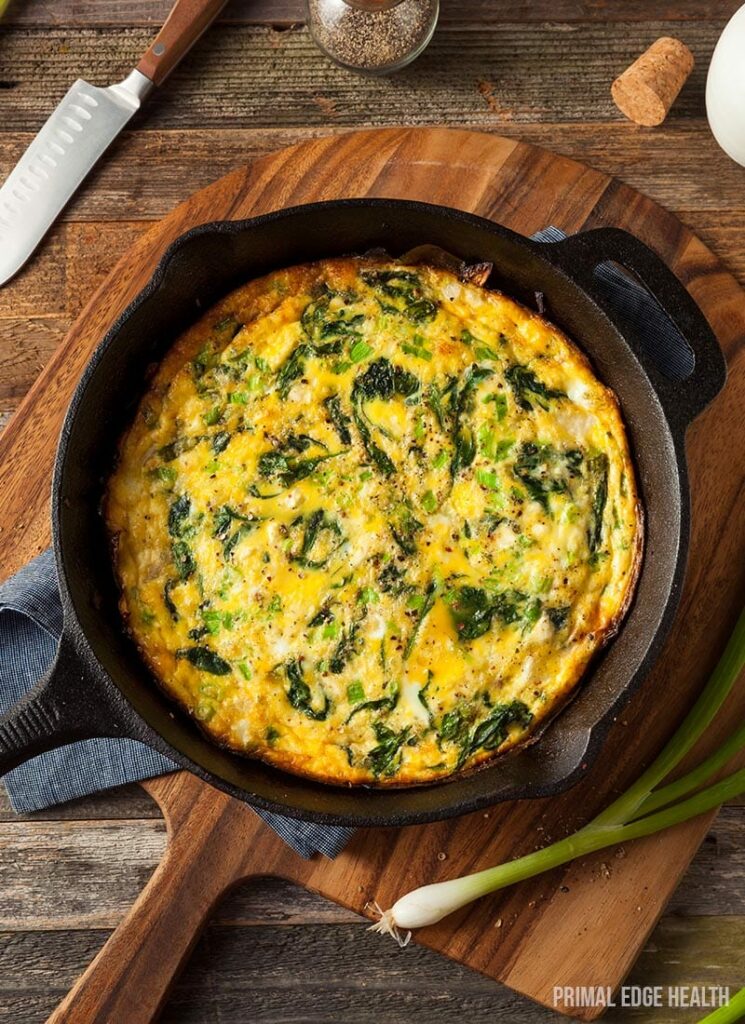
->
<box><xmin>0</xmin><ymin>222</ymin><xmax>151</xmax><ymax>324</ymax></box>
<box><xmin>2</xmin><ymin>123</ymin><xmax>743</xmax><ymax>227</ymax></box>
<box><xmin>0</xmin><ymin>23</ymin><xmax>720</xmax><ymax>132</ymax></box>
<box><xmin>1</xmin><ymin>0</ymin><xmax>739</xmax><ymax>27</ymax></box>
<box><xmin>0</xmin><ymin>318</ymin><xmax>64</xmax><ymax>419</ymax></box>
<box><xmin>0</xmin><ymin>919</ymin><xmax>742</xmax><ymax>1024</ymax></box>
<box><xmin>0</xmin><ymin>808</ymin><xmax>743</xmax><ymax>931</ymax></box>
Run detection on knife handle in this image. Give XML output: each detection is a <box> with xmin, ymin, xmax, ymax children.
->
<box><xmin>137</xmin><ymin>0</ymin><xmax>229</xmax><ymax>87</ymax></box>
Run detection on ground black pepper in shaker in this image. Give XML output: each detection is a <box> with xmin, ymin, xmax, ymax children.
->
<box><xmin>307</xmin><ymin>0</ymin><xmax>439</xmax><ymax>75</ymax></box>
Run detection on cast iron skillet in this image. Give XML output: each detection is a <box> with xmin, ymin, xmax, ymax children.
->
<box><xmin>0</xmin><ymin>200</ymin><xmax>727</xmax><ymax>826</ymax></box>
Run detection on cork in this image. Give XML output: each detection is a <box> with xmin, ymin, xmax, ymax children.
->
<box><xmin>611</xmin><ymin>37</ymin><xmax>694</xmax><ymax>127</ymax></box>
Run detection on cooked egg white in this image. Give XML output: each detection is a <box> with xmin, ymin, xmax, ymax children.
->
<box><xmin>106</xmin><ymin>259</ymin><xmax>642</xmax><ymax>786</ymax></box>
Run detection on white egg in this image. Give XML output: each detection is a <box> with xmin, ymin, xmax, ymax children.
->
<box><xmin>706</xmin><ymin>4</ymin><xmax>745</xmax><ymax>166</ymax></box>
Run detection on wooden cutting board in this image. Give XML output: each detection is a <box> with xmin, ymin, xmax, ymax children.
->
<box><xmin>0</xmin><ymin>128</ymin><xmax>742</xmax><ymax>1024</ymax></box>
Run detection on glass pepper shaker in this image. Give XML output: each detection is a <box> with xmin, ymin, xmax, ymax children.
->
<box><xmin>307</xmin><ymin>0</ymin><xmax>439</xmax><ymax>76</ymax></box>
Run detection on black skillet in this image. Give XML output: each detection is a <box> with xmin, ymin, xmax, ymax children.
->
<box><xmin>0</xmin><ymin>200</ymin><xmax>726</xmax><ymax>826</ymax></box>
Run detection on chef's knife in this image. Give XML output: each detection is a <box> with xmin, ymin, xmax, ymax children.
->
<box><xmin>0</xmin><ymin>0</ymin><xmax>228</xmax><ymax>288</ymax></box>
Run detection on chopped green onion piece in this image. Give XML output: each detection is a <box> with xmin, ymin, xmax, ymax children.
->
<box><xmin>349</xmin><ymin>340</ymin><xmax>374</xmax><ymax>363</ymax></box>
<box><xmin>421</xmin><ymin>490</ymin><xmax>438</xmax><ymax>513</ymax></box>
<box><xmin>347</xmin><ymin>680</ymin><xmax>365</xmax><ymax>703</ymax></box>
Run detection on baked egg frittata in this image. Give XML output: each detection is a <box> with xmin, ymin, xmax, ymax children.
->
<box><xmin>106</xmin><ymin>258</ymin><xmax>642</xmax><ymax>786</ymax></box>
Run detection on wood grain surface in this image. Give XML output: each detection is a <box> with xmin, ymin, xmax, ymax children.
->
<box><xmin>1</xmin><ymin>4</ymin><xmax>744</xmax><ymax>1023</ymax></box>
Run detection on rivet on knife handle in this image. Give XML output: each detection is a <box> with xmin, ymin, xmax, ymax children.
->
<box><xmin>137</xmin><ymin>0</ymin><xmax>230</xmax><ymax>87</ymax></box>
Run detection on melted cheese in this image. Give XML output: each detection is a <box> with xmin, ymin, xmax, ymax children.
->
<box><xmin>106</xmin><ymin>259</ymin><xmax>642</xmax><ymax>786</ymax></box>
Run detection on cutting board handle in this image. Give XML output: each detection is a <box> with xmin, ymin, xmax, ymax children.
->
<box><xmin>137</xmin><ymin>0</ymin><xmax>229</xmax><ymax>87</ymax></box>
<box><xmin>46</xmin><ymin>775</ymin><xmax>272</xmax><ymax>1024</ymax></box>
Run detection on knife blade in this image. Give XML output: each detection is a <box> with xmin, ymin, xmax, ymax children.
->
<box><xmin>0</xmin><ymin>71</ymin><xmax>152</xmax><ymax>288</ymax></box>
<box><xmin>0</xmin><ymin>0</ymin><xmax>228</xmax><ymax>289</ymax></box>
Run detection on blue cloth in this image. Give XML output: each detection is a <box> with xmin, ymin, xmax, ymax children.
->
<box><xmin>0</xmin><ymin>226</ymin><xmax>690</xmax><ymax>856</ymax></box>
<box><xmin>0</xmin><ymin>550</ymin><xmax>354</xmax><ymax>859</ymax></box>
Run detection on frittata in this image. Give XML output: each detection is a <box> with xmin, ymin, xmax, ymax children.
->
<box><xmin>106</xmin><ymin>258</ymin><xmax>642</xmax><ymax>786</ymax></box>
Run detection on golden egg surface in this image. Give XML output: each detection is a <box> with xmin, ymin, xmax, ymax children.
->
<box><xmin>106</xmin><ymin>259</ymin><xmax>642</xmax><ymax>786</ymax></box>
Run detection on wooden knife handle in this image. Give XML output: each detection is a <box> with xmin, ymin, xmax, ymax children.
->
<box><xmin>137</xmin><ymin>0</ymin><xmax>229</xmax><ymax>87</ymax></box>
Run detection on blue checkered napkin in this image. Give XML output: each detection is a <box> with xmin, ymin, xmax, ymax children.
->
<box><xmin>0</xmin><ymin>550</ymin><xmax>353</xmax><ymax>858</ymax></box>
<box><xmin>0</xmin><ymin>226</ymin><xmax>689</xmax><ymax>856</ymax></box>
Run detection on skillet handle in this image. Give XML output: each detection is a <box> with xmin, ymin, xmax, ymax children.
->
<box><xmin>542</xmin><ymin>227</ymin><xmax>727</xmax><ymax>431</ymax></box>
<box><xmin>0</xmin><ymin>632</ymin><xmax>131</xmax><ymax>775</ymax></box>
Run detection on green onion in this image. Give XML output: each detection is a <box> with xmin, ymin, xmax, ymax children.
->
<box><xmin>421</xmin><ymin>490</ymin><xmax>438</xmax><ymax>513</ymax></box>
<box><xmin>347</xmin><ymin>680</ymin><xmax>365</xmax><ymax>703</ymax></box>
<box><xmin>349</xmin><ymin>339</ymin><xmax>373</xmax><ymax>363</ymax></box>
<box><xmin>370</xmin><ymin>607</ymin><xmax>745</xmax><ymax>945</ymax></box>
<box><xmin>697</xmin><ymin>988</ymin><xmax>745</xmax><ymax>1024</ymax></box>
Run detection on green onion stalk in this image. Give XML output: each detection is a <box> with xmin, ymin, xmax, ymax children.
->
<box><xmin>370</xmin><ymin>607</ymin><xmax>745</xmax><ymax>944</ymax></box>
<box><xmin>697</xmin><ymin>987</ymin><xmax>745</xmax><ymax>1024</ymax></box>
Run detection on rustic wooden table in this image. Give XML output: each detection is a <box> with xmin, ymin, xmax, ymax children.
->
<box><xmin>0</xmin><ymin>2</ymin><xmax>744</xmax><ymax>1022</ymax></box>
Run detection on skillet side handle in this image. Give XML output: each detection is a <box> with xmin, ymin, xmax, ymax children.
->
<box><xmin>542</xmin><ymin>227</ymin><xmax>728</xmax><ymax>430</ymax></box>
<box><xmin>0</xmin><ymin>633</ymin><xmax>129</xmax><ymax>776</ymax></box>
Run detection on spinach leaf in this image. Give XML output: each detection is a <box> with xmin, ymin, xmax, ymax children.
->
<box><xmin>213</xmin><ymin>505</ymin><xmax>263</xmax><ymax>560</ymax></box>
<box><xmin>547</xmin><ymin>605</ymin><xmax>571</xmax><ymax>630</ymax></box>
<box><xmin>505</xmin><ymin>364</ymin><xmax>565</xmax><ymax>412</ymax></box>
<box><xmin>350</xmin><ymin>358</ymin><xmax>420</xmax><ymax>476</ymax></box>
<box><xmin>163</xmin><ymin>579</ymin><xmax>179</xmax><ymax>622</ymax></box>
<box><xmin>361</xmin><ymin>269</ymin><xmax>438</xmax><ymax>324</ymax></box>
<box><xmin>426</xmin><ymin>380</ymin><xmax>450</xmax><ymax>430</ymax></box>
<box><xmin>171</xmin><ymin>540</ymin><xmax>196</xmax><ymax>582</ymax></box>
<box><xmin>450</xmin><ymin>365</ymin><xmax>494</xmax><ymax>479</ymax></box>
<box><xmin>323</xmin><ymin>394</ymin><xmax>352</xmax><ymax>445</ymax></box>
<box><xmin>176</xmin><ymin>646</ymin><xmax>232</xmax><ymax>675</ymax></box>
<box><xmin>447</xmin><ymin>585</ymin><xmax>495</xmax><ymax>641</ymax></box>
<box><xmin>301</xmin><ymin>287</ymin><xmax>363</xmax><ymax>344</ymax></box>
<box><xmin>366</xmin><ymin>721</ymin><xmax>412</xmax><ymax>777</ymax></box>
<box><xmin>464</xmin><ymin>700</ymin><xmax>533</xmax><ymax>760</ymax></box>
<box><xmin>404</xmin><ymin>580</ymin><xmax>437</xmax><ymax>659</ymax></box>
<box><xmin>158</xmin><ymin>435</ymin><xmax>199</xmax><ymax>463</ymax></box>
<box><xmin>512</xmin><ymin>442</ymin><xmax>569</xmax><ymax>511</ymax></box>
<box><xmin>257</xmin><ymin>436</ymin><xmax>344</xmax><ymax>489</ymax></box>
<box><xmin>329</xmin><ymin>619</ymin><xmax>364</xmax><ymax>674</ymax></box>
<box><xmin>439</xmin><ymin>706</ymin><xmax>470</xmax><ymax>746</ymax></box>
<box><xmin>276</xmin><ymin>342</ymin><xmax>312</xmax><ymax>399</ymax></box>
<box><xmin>346</xmin><ymin>685</ymin><xmax>399</xmax><ymax>723</ymax></box>
<box><xmin>378</xmin><ymin>561</ymin><xmax>410</xmax><ymax>595</ymax></box>
<box><xmin>290</xmin><ymin>509</ymin><xmax>346</xmax><ymax>569</ymax></box>
<box><xmin>389</xmin><ymin>504</ymin><xmax>424</xmax><ymax>557</ymax></box>
<box><xmin>308</xmin><ymin>602</ymin><xmax>335</xmax><ymax>628</ymax></box>
<box><xmin>448</xmin><ymin>585</ymin><xmax>540</xmax><ymax>641</ymax></box>
<box><xmin>212</xmin><ymin>431</ymin><xmax>231</xmax><ymax>455</ymax></box>
<box><xmin>275</xmin><ymin>288</ymin><xmax>363</xmax><ymax>397</ymax></box>
<box><xmin>352</xmin><ymin>407</ymin><xmax>395</xmax><ymax>476</ymax></box>
<box><xmin>285</xmin><ymin>658</ymin><xmax>331</xmax><ymax>721</ymax></box>
<box><xmin>168</xmin><ymin>494</ymin><xmax>191</xmax><ymax>538</ymax></box>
